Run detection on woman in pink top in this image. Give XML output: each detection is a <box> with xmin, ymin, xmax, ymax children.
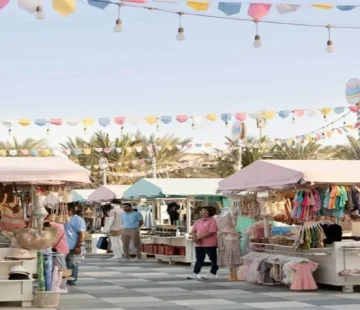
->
<box><xmin>188</xmin><ymin>206</ymin><xmax>218</xmax><ymax>280</ymax></box>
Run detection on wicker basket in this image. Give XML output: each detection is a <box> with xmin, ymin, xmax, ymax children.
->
<box><xmin>35</xmin><ymin>291</ymin><xmax>60</xmax><ymax>308</ymax></box>
<box><xmin>278</xmin><ymin>240</ymin><xmax>294</xmax><ymax>246</ymax></box>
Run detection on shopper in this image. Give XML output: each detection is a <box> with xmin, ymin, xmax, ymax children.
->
<box><xmin>188</xmin><ymin>206</ymin><xmax>219</xmax><ymax>280</ymax></box>
<box><xmin>64</xmin><ymin>205</ymin><xmax>86</xmax><ymax>287</ymax></box>
<box><xmin>121</xmin><ymin>203</ymin><xmax>143</xmax><ymax>261</ymax></box>
<box><xmin>44</xmin><ymin>207</ymin><xmax>69</xmax><ymax>293</ymax></box>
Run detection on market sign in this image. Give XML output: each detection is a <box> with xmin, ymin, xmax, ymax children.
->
<box><xmin>231</xmin><ymin>121</ymin><xmax>242</xmax><ymax>140</ymax></box>
<box><xmin>345</xmin><ymin>78</ymin><xmax>360</xmax><ymax>105</ymax></box>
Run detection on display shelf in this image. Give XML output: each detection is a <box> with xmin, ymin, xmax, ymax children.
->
<box><xmin>0</xmin><ymin>279</ymin><xmax>34</xmax><ymax>283</ymax></box>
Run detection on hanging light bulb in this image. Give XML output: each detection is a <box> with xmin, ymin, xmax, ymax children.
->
<box><xmin>192</xmin><ymin>122</ymin><xmax>195</xmax><ymax>130</ymax></box>
<box><xmin>46</xmin><ymin>128</ymin><xmax>50</xmax><ymax>135</ymax></box>
<box><xmin>8</xmin><ymin>128</ymin><xmax>12</xmax><ymax>136</ymax></box>
<box><xmin>35</xmin><ymin>6</ymin><xmax>45</xmax><ymax>20</ymax></box>
<box><xmin>253</xmin><ymin>21</ymin><xmax>262</xmax><ymax>48</ymax></box>
<box><xmin>325</xmin><ymin>25</ymin><xmax>334</xmax><ymax>53</ymax></box>
<box><xmin>114</xmin><ymin>5</ymin><xmax>123</xmax><ymax>32</ymax></box>
<box><xmin>176</xmin><ymin>13</ymin><xmax>185</xmax><ymax>41</ymax></box>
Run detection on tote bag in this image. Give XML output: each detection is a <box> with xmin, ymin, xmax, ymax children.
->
<box><xmin>96</xmin><ymin>236</ymin><xmax>109</xmax><ymax>250</ymax></box>
<box><xmin>0</xmin><ymin>205</ymin><xmax>25</xmax><ymax>231</ymax></box>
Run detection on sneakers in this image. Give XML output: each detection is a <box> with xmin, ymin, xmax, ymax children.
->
<box><xmin>58</xmin><ymin>286</ymin><xmax>68</xmax><ymax>294</ymax></box>
<box><xmin>187</xmin><ymin>273</ymin><xmax>201</xmax><ymax>280</ymax></box>
<box><xmin>203</xmin><ymin>273</ymin><xmax>218</xmax><ymax>280</ymax></box>
<box><xmin>108</xmin><ymin>256</ymin><xmax>120</xmax><ymax>260</ymax></box>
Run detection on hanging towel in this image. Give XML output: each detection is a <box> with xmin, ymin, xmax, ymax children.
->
<box><xmin>37</xmin><ymin>252</ymin><xmax>45</xmax><ymax>291</ymax></box>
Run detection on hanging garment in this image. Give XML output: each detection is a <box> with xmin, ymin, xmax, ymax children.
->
<box><xmin>290</xmin><ymin>261</ymin><xmax>318</xmax><ymax>290</ymax></box>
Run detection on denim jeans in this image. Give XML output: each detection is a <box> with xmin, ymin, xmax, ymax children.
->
<box><xmin>66</xmin><ymin>250</ymin><xmax>80</xmax><ymax>285</ymax></box>
<box><xmin>193</xmin><ymin>246</ymin><xmax>219</xmax><ymax>275</ymax></box>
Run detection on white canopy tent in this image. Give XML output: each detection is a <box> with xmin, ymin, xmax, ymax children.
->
<box><xmin>0</xmin><ymin>157</ymin><xmax>91</xmax><ymax>184</ymax></box>
<box><xmin>218</xmin><ymin>160</ymin><xmax>360</xmax><ymax>194</ymax></box>
<box><xmin>71</xmin><ymin>189</ymin><xmax>95</xmax><ymax>202</ymax></box>
<box><xmin>88</xmin><ymin>185</ymin><xmax>130</xmax><ymax>202</ymax></box>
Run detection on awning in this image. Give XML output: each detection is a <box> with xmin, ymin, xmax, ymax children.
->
<box><xmin>88</xmin><ymin>185</ymin><xmax>131</xmax><ymax>202</ymax></box>
<box><xmin>0</xmin><ymin>157</ymin><xmax>91</xmax><ymax>184</ymax></box>
<box><xmin>71</xmin><ymin>189</ymin><xmax>95</xmax><ymax>202</ymax></box>
<box><xmin>218</xmin><ymin>160</ymin><xmax>360</xmax><ymax>194</ymax></box>
<box><xmin>123</xmin><ymin>178</ymin><xmax>223</xmax><ymax>199</ymax></box>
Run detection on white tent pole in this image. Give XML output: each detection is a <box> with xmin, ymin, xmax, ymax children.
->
<box><xmin>186</xmin><ymin>196</ymin><xmax>192</xmax><ymax>233</ymax></box>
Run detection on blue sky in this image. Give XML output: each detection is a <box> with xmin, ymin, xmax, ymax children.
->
<box><xmin>0</xmin><ymin>0</ymin><xmax>359</xmax><ymax>150</ymax></box>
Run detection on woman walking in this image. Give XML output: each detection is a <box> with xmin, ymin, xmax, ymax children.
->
<box><xmin>188</xmin><ymin>206</ymin><xmax>219</xmax><ymax>280</ymax></box>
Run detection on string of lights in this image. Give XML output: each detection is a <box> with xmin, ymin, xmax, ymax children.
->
<box><xmin>76</xmin><ymin>0</ymin><xmax>360</xmax><ymax>52</ymax></box>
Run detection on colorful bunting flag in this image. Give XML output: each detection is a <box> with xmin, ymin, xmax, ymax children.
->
<box><xmin>336</xmin><ymin>5</ymin><xmax>356</xmax><ymax>11</ymax></box>
<box><xmin>235</xmin><ymin>113</ymin><xmax>246</xmax><ymax>121</ymax></box>
<box><xmin>35</xmin><ymin>119</ymin><xmax>47</xmax><ymax>126</ymax></box>
<box><xmin>311</xmin><ymin>4</ymin><xmax>333</xmax><ymax>10</ymax></box>
<box><xmin>87</xmin><ymin>0</ymin><xmax>110</xmax><ymax>9</ymax></box>
<box><xmin>206</xmin><ymin>114</ymin><xmax>217</xmax><ymax>121</ymax></box>
<box><xmin>248</xmin><ymin>3</ymin><xmax>272</xmax><ymax>20</ymax></box>
<box><xmin>51</xmin><ymin>119</ymin><xmax>63</xmax><ymax>126</ymax></box>
<box><xmin>186</xmin><ymin>0</ymin><xmax>210</xmax><ymax>11</ymax></box>
<box><xmin>52</xmin><ymin>0</ymin><xmax>76</xmax><ymax>16</ymax></box>
<box><xmin>278</xmin><ymin>110</ymin><xmax>290</xmax><ymax>118</ymax></box>
<box><xmin>0</xmin><ymin>0</ymin><xmax>9</xmax><ymax>9</ymax></box>
<box><xmin>217</xmin><ymin>2</ymin><xmax>241</xmax><ymax>16</ymax></box>
<box><xmin>114</xmin><ymin>117</ymin><xmax>126</xmax><ymax>126</ymax></box>
<box><xmin>161</xmin><ymin>116</ymin><xmax>172</xmax><ymax>124</ymax></box>
<box><xmin>275</xmin><ymin>4</ymin><xmax>300</xmax><ymax>14</ymax></box>
<box><xmin>176</xmin><ymin>115</ymin><xmax>188</xmax><ymax>123</ymax></box>
<box><xmin>18</xmin><ymin>119</ymin><xmax>31</xmax><ymax>127</ymax></box>
<box><xmin>99</xmin><ymin>118</ymin><xmax>111</xmax><ymax>127</ymax></box>
<box><xmin>145</xmin><ymin>116</ymin><xmax>158</xmax><ymax>125</ymax></box>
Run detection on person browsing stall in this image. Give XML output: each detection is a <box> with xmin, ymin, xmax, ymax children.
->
<box><xmin>188</xmin><ymin>206</ymin><xmax>219</xmax><ymax>280</ymax></box>
<box><xmin>64</xmin><ymin>205</ymin><xmax>86</xmax><ymax>287</ymax></box>
<box><xmin>121</xmin><ymin>203</ymin><xmax>143</xmax><ymax>261</ymax></box>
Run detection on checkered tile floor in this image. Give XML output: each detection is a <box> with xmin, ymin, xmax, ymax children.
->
<box><xmin>62</xmin><ymin>256</ymin><xmax>360</xmax><ymax>310</ymax></box>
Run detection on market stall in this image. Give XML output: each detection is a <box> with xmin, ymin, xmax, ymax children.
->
<box><xmin>0</xmin><ymin>157</ymin><xmax>90</xmax><ymax>307</ymax></box>
<box><xmin>123</xmin><ymin>178</ymin><xmax>227</xmax><ymax>264</ymax></box>
<box><xmin>71</xmin><ymin>189</ymin><xmax>94</xmax><ymax>203</ymax></box>
<box><xmin>218</xmin><ymin>159</ymin><xmax>360</xmax><ymax>292</ymax></box>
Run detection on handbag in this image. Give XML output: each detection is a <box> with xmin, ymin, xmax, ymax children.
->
<box><xmin>96</xmin><ymin>236</ymin><xmax>109</xmax><ymax>250</ymax></box>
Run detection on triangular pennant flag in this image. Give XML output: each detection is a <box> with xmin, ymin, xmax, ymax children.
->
<box><xmin>204</xmin><ymin>143</ymin><xmax>212</xmax><ymax>147</ymax></box>
<box><xmin>85</xmin><ymin>166</ymin><xmax>92</xmax><ymax>170</ymax></box>
<box><xmin>67</xmin><ymin>120</ymin><xmax>79</xmax><ymax>126</ymax></box>
<box><xmin>99</xmin><ymin>118</ymin><xmax>111</xmax><ymax>127</ymax></box>
<box><xmin>20</xmin><ymin>149</ymin><xmax>29</xmax><ymax>156</ymax></box>
<box><xmin>220</xmin><ymin>113</ymin><xmax>232</xmax><ymax>123</ymax></box>
<box><xmin>30</xmin><ymin>150</ymin><xmax>39</xmax><ymax>156</ymax></box>
<box><xmin>9</xmin><ymin>149</ymin><xmax>18</xmax><ymax>156</ymax></box>
<box><xmin>278</xmin><ymin>110</ymin><xmax>290</xmax><ymax>118</ymax></box>
<box><xmin>115</xmin><ymin>147</ymin><xmax>122</xmax><ymax>153</ymax></box>
<box><xmin>186</xmin><ymin>0</ymin><xmax>209</xmax><ymax>11</ymax></box>
<box><xmin>334</xmin><ymin>107</ymin><xmax>345</xmax><ymax>114</ymax></box>
<box><xmin>263</xmin><ymin>111</ymin><xmax>276</xmax><ymax>120</ymax></box>
<box><xmin>195</xmin><ymin>143</ymin><xmax>202</xmax><ymax>148</ymax></box>
<box><xmin>307</xmin><ymin>110</ymin><xmax>318</xmax><ymax>117</ymax></box>
<box><xmin>18</xmin><ymin>119</ymin><xmax>31</xmax><ymax>126</ymax></box>
<box><xmin>136</xmin><ymin>146</ymin><xmax>143</xmax><ymax>153</ymax></box>
<box><xmin>51</xmin><ymin>119</ymin><xmax>62</xmax><ymax>126</ymax></box>
<box><xmin>336</xmin><ymin>5</ymin><xmax>356</xmax><ymax>11</ymax></box>
<box><xmin>206</xmin><ymin>114</ymin><xmax>217</xmax><ymax>121</ymax></box>
<box><xmin>275</xmin><ymin>4</ymin><xmax>300</xmax><ymax>14</ymax></box>
<box><xmin>176</xmin><ymin>145</ymin><xmax>183</xmax><ymax>150</ymax></box>
<box><xmin>83</xmin><ymin>118</ymin><xmax>95</xmax><ymax>127</ymax></box>
<box><xmin>52</xmin><ymin>0</ymin><xmax>76</xmax><ymax>16</ymax></box>
<box><xmin>145</xmin><ymin>116</ymin><xmax>158</xmax><ymax>125</ymax></box>
<box><xmin>129</xmin><ymin>117</ymin><xmax>142</xmax><ymax>125</ymax></box>
<box><xmin>2</xmin><ymin>121</ymin><xmax>12</xmax><ymax>128</ymax></box>
<box><xmin>320</xmin><ymin>108</ymin><xmax>332</xmax><ymax>117</ymax></box>
<box><xmin>311</xmin><ymin>4</ymin><xmax>333</xmax><ymax>10</ymax></box>
<box><xmin>346</xmin><ymin>125</ymin><xmax>355</xmax><ymax>130</ymax></box>
<box><xmin>0</xmin><ymin>0</ymin><xmax>9</xmax><ymax>9</ymax></box>
<box><xmin>83</xmin><ymin>148</ymin><xmax>92</xmax><ymax>155</ymax></box>
<box><xmin>103</xmin><ymin>147</ymin><xmax>113</xmax><ymax>153</ymax></box>
<box><xmin>93</xmin><ymin>165</ymin><xmax>99</xmax><ymax>169</ymax></box>
<box><xmin>176</xmin><ymin>115</ymin><xmax>188</xmax><ymax>123</ymax></box>
<box><xmin>248</xmin><ymin>3</ymin><xmax>272</xmax><ymax>20</ymax></box>
<box><xmin>294</xmin><ymin>110</ymin><xmax>304</xmax><ymax>117</ymax></box>
<box><xmin>235</xmin><ymin>113</ymin><xmax>246</xmax><ymax>121</ymax></box>
<box><xmin>217</xmin><ymin>2</ymin><xmax>241</xmax><ymax>15</ymax></box>
<box><xmin>94</xmin><ymin>148</ymin><xmax>102</xmax><ymax>153</ymax></box>
<box><xmin>87</xmin><ymin>0</ymin><xmax>110</xmax><ymax>9</ymax></box>
<box><xmin>161</xmin><ymin>116</ymin><xmax>172</xmax><ymax>124</ymax></box>
<box><xmin>186</xmin><ymin>144</ymin><xmax>192</xmax><ymax>149</ymax></box>
<box><xmin>114</xmin><ymin>117</ymin><xmax>126</xmax><ymax>126</ymax></box>
<box><xmin>349</xmin><ymin>106</ymin><xmax>359</xmax><ymax>113</ymax></box>
<box><xmin>41</xmin><ymin>149</ymin><xmax>50</xmax><ymax>156</ymax></box>
<box><xmin>249</xmin><ymin>111</ymin><xmax>262</xmax><ymax>119</ymax></box>
<box><xmin>34</xmin><ymin>119</ymin><xmax>47</xmax><ymax>127</ymax></box>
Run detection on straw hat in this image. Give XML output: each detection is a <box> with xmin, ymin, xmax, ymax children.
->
<box><xmin>9</xmin><ymin>264</ymin><xmax>30</xmax><ymax>276</ymax></box>
<box><xmin>5</xmin><ymin>248</ymin><xmax>35</xmax><ymax>260</ymax></box>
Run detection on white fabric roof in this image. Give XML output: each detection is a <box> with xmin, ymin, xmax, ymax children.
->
<box><xmin>123</xmin><ymin>178</ymin><xmax>223</xmax><ymax>199</ymax></box>
<box><xmin>88</xmin><ymin>185</ymin><xmax>131</xmax><ymax>202</ymax></box>
<box><xmin>0</xmin><ymin>157</ymin><xmax>91</xmax><ymax>184</ymax></box>
<box><xmin>218</xmin><ymin>160</ymin><xmax>360</xmax><ymax>194</ymax></box>
<box><xmin>71</xmin><ymin>189</ymin><xmax>95</xmax><ymax>202</ymax></box>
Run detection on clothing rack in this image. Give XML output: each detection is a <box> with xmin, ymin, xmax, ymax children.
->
<box><xmin>250</xmin><ymin>245</ymin><xmax>331</xmax><ymax>256</ymax></box>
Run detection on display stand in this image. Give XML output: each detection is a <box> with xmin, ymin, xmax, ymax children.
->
<box><xmin>0</xmin><ymin>248</ymin><xmax>36</xmax><ymax>307</ymax></box>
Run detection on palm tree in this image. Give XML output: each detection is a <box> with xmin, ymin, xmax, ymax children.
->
<box><xmin>0</xmin><ymin>137</ymin><xmax>50</xmax><ymax>156</ymax></box>
<box><xmin>331</xmin><ymin>136</ymin><xmax>360</xmax><ymax>160</ymax></box>
<box><xmin>272</xmin><ymin>142</ymin><xmax>321</xmax><ymax>160</ymax></box>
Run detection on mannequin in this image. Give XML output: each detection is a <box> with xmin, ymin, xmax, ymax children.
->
<box><xmin>103</xmin><ymin>200</ymin><xmax>123</xmax><ymax>260</ymax></box>
<box><xmin>167</xmin><ymin>202</ymin><xmax>180</xmax><ymax>225</ymax></box>
<box><xmin>217</xmin><ymin>207</ymin><xmax>242</xmax><ymax>281</ymax></box>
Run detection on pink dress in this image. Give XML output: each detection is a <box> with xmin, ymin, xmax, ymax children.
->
<box><xmin>290</xmin><ymin>262</ymin><xmax>318</xmax><ymax>290</ymax></box>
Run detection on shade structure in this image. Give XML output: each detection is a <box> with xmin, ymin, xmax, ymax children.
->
<box><xmin>0</xmin><ymin>157</ymin><xmax>91</xmax><ymax>184</ymax></box>
<box><xmin>71</xmin><ymin>189</ymin><xmax>95</xmax><ymax>202</ymax></box>
<box><xmin>88</xmin><ymin>185</ymin><xmax>131</xmax><ymax>202</ymax></box>
<box><xmin>218</xmin><ymin>160</ymin><xmax>360</xmax><ymax>194</ymax></box>
<box><xmin>123</xmin><ymin>178</ymin><xmax>222</xmax><ymax>199</ymax></box>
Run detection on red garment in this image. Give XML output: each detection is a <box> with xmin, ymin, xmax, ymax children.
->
<box><xmin>290</xmin><ymin>262</ymin><xmax>318</xmax><ymax>290</ymax></box>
